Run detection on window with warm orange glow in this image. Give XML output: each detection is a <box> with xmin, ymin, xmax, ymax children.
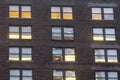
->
<box><xmin>93</xmin><ymin>28</ymin><xmax>116</xmax><ymax>41</ymax></box>
<box><xmin>94</xmin><ymin>49</ymin><xmax>118</xmax><ymax>63</ymax></box>
<box><xmin>9</xmin><ymin>47</ymin><xmax>32</xmax><ymax>61</ymax></box>
<box><xmin>53</xmin><ymin>70</ymin><xmax>76</xmax><ymax>80</ymax></box>
<box><xmin>52</xmin><ymin>48</ymin><xmax>75</xmax><ymax>62</ymax></box>
<box><xmin>21</xmin><ymin>6</ymin><xmax>31</xmax><ymax>18</ymax></box>
<box><xmin>52</xmin><ymin>27</ymin><xmax>74</xmax><ymax>40</ymax></box>
<box><xmin>92</xmin><ymin>8</ymin><xmax>114</xmax><ymax>20</ymax></box>
<box><xmin>9</xmin><ymin>26</ymin><xmax>32</xmax><ymax>39</ymax></box>
<box><xmin>9</xmin><ymin>5</ymin><xmax>31</xmax><ymax>18</ymax></box>
<box><xmin>9</xmin><ymin>6</ymin><xmax>19</xmax><ymax>18</ymax></box>
<box><xmin>51</xmin><ymin>6</ymin><xmax>73</xmax><ymax>19</ymax></box>
<box><xmin>10</xmin><ymin>69</ymin><xmax>32</xmax><ymax>80</ymax></box>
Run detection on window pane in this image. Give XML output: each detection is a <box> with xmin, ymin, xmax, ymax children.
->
<box><xmin>107</xmin><ymin>50</ymin><xmax>117</xmax><ymax>62</ymax></box>
<box><xmin>104</xmin><ymin>15</ymin><xmax>114</xmax><ymax>20</ymax></box>
<box><xmin>52</xmin><ymin>27</ymin><xmax>62</xmax><ymax>40</ymax></box>
<box><xmin>104</xmin><ymin>8</ymin><xmax>113</xmax><ymax>13</ymax></box>
<box><xmin>93</xmin><ymin>28</ymin><xmax>103</xmax><ymax>34</ymax></box>
<box><xmin>105</xmin><ymin>29</ymin><xmax>115</xmax><ymax>34</ymax></box>
<box><xmin>9</xmin><ymin>6</ymin><xmax>19</xmax><ymax>18</ymax></box>
<box><xmin>10</xmin><ymin>77</ymin><xmax>20</xmax><ymax>80</ymax></box>
<box><xmin>22</xmin><ymin>77</ymin><xmax>32</xmax><ymax>80</ymax></box>
<box><xmin>22</xmin><ymin>55</ymin><xmax>32</xmax><ymax>61</ymax></box>
<box><xmin>92</xmin><ymin>8</ymin><xmax>101</xmax><ymax>13</ymax></box>
<box><xmin>22</xmin><ymin>48</ymin><xmax>32</xmax><ymax>54</ymax></box>
<box><xmin>65</xmin><ymin>48</ymin><xmax>75</xmax><ymax>61</ymax></box>
<box><xmin>9</xmin><ymin>27</ymin><xmax>19</xmax><ymax>39</ymax></box>
<box><xmin>51</xmin><ymin>7</ymin><xmax>61</xmax><ymax>19</ymax></box>
<box><xmin>22</xmin><ymin>70</ymin><xmax>32</xmax><ymax>76</ymax></box>
<box><xmin>64</xmin><ymin>28</ymin><xmax>74</xmax><ymax>40</ymax></box>
<box><xmin>95</xmin><ymin>50</ymin><xmax>105</xmax><ymax>62</ymax></box>
<box><xmin>10</xmin><ymin>70</ymin><xmax>20</xmax><ymax>76</ymax></box>
<box><xmin>53</xmin><ymin>70</ymin><xmax>63</xmax><ymax>76</ymax></box>
<box><xmin>21</xmin><ymin>6</ymin><xmax>31</xmax><ymax>18</ymax></box>
<box><xmin>108</xmin><ymin>72</ymin><xmax>117</xmax><ymax>77</ymax></box>
<box><xmin>9</xmin><ymin>48</ymin><xmax>19</xmax><ymax>54</ymax></box>
<box><xmin>9</xmin><ymin>55</ymin><xmax>19</xmax><ymax>61</ymax></box>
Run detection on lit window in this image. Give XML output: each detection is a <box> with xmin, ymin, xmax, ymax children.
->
<box><xmin>9</xmin><ymin>26</ymin><xmax>32</xmax><ymax>39</ymax></box>
<box><xmin>51</xmin><ymin>6</ymin><xmax>73</xmax><ymax>19</ymax></box>
<box><xmin>10</xmin><ymin>69</ymin><xmax>32</xmax><ymax>80</ymax></box>
<box><xmin>9</xmin><ymin>5</ymin><xmax>31</xmax><ymax>18</ymax></box>
<box><xmin>94</xmin><ymin>49</ymin><xmax>118</xmax><ymax>63</ymax></box>
<box><xmin>52</xmin><ymin>27</ymin><xmax>74</xmax><ymax>40</ymax></box>
<box><xmin>52</xmin><ymin>48</ymin><xmax>75</xmax><ymax>62</ymax></box>
<box><xmin>9</xmin><ymin>5</ymin><xmax>19</xmax><ymax>18</ymax></box>
<box><xmin>93</xmin><ymin>28</ymin><xmax>116</xmax><ymax>41</ymax></box>
<box><xmin>21</xmin><ymin>6</ymin><xmax>31</xmax><ymax>18</ymax></box>
<box><xmin>92</xmin><ymin>8</ymin><xmax>114</xmax><ymax>20</ymax></box>
<box><xmin>95</xmin><ymin>71</ymin><xmax>118</xmax><ymax>80</ymax></box>
<box><xmin>9</xmin><ymin>47</ymin><xmax>32</xmax><ymax>61</ymax></box>
<box><xmin>53</xmin><ymin>70</ymin><xmax>76</xmax><ymax>80</ymax></box>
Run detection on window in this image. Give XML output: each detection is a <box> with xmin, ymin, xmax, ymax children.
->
<box><xmin>92</xmin><ymin>8</ymin><xmax>114</xmax><ymax>20</ymax></box>
<box><xmin>93</xmin><ymin>28</ymin><xmax>116</xmax><ymax>41</ymax></box>
<box><xmin>9</xmin><ymin>47</ymin><xmax>32</xmax><ymax>61</ymax></box>
<box><xmin>9</xmin><ymin>5</ymin><xmax>31</xmax><ymax>18</ymax></box>
<box><xmin>94</xmin><ymin>49</ymin><xmax>118</xmax><ymax>62</ymax></box>
<box><xmin>51</xmin><ymin>6</ymin><xmax>73</xmax><ymax>19</ymax></box>
<box><xmin>9</xmin><ymin>26</ymin><xmax>32</xmax><ymax>39</ymax></box>
<box><xmin>95</xmin><ymin>71</ymin><xmax>118</xmax><ymax>80</ymax></box>
<box><xmin>52</xmin><ymin>48</ymin><xmax>75</xmax><ymax>61</ymax></box>
<box><xmin>53</xmin><ymin>70</ymin><xmax>76</xmax><ymax>80</ymax></box>
<box><xmin>52</xmin><ymin>27</ymin><xmax>74</xmax><ymax>40</ymax></box>
<box><xmin>10</xmin><ymin>69</ymin><xmax>32</xmax><ymax>80</ymax></box>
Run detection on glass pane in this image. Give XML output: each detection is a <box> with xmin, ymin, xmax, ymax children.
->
<box><xmin>22</xmin><ymin>48</ymin><xmax>32</xmax><ymax>54</ymax></box>
<box><xmin>95</xmin><ymin>55</ymin><xmax>105</xmax><ymax>62</ymax></box>
<box><xmin>51</xmin><ymin>7</ymin><xmax>60</xmax><ymax>12</ymax></box>
<box><xmin>22</xmin><ymin>27</ymin><xmax>31</xmax><ymax>32</ymax></box>
<box><xmin>63</xmin><ymin>7</ymin><xmax>72</xmax><ymax>12</ymax></box>
<box><xmin>22</xmin><ymin>77</ymin><xmax>32</xmax><ymax>80</ymax></box>
<box><xmin>92</xmin><ymin>14</ymin><xmax>102</xmax><ymax>20</ymax></box>
<box><xmin>92</xmin><ymin>8</ymin><xmax>101</xmax><ymax>13</ymax></box>
<box><xmin>65</xmin><ymin>55</ymin><xmax>75</xmax><ymax>61</ymax></box>
<box><xmin>107</xmin><ymin>50</ymin><xmax>117</xmax><ymax>55</ymax></box>
<box><xmin>52</xmin><ymin>34</ymin><xmax>62</xmax><ymax>40</ymax></box>
<box><xmin>95</xmin><ymin>49</ymin><xmax>104</xmax><ymax>55</ymax></box>
<box><xmin>93</xmin><ymin>28</ymin><xmax>103</xmax><ymax>34</ymax></box>
<box><xmin>53</xmin><ymin>55</ymin><xmax>63</xmax><ymax>61</ymax></box>
<box><xmin>53</xmin><ymin>48</ymin><xmax>62</xmax><ymax>54</ymax></box>
<box><xmin>22</xmin><ymin>6</ymin><xmax>31</xmax><ymax>11</ymax></box>
<box><xmin>95</xmin><ymin>72</ymin><xmax>105</xmax><ymax>77</ymax></box>
<box><xmin>105</xmin><ymin>35</ymin><xmax>115</xmax><ymax>41</ymax></box>
<box><xmin>9</xmin><ymin>27</ymin><xmax>19</xmax><ymax>32</ymax></box>
<box><xmin>105</xmin><ymin>29</ymin><xmax>115</xmax><ymax>34</ymax></box>
<box><xmin>108</xmin><ymin>72</ymin><xmax>117</xmax><ymax>77</ymax></box>
<box><xmin>53</xmin><ymin>77</ymin><xmax>63</xmax><ymax>80</ymax></box>
<box><xmin>52</xmin><ymin>27</ymin><xmax>61</xmax><ymax>33</ymax></box>
<box><xmin>51</xmin><ymin>13</ymin><xmax>61</xmax><ymax>19</ymax></box>
<box><xmin>9</xmin><ymin>55</ymin><xmax>19</xmax><ymax>61</ymax></box>
<box><xmin>10</xmin><ymin>70</ymin><xmax>20</xmax><ymax>76</ymax></box>
<box><xmin>9</xmin><ymin>6</ymin><xmax>19</xmax><ymax>11</ymax></box>
<box><xmin>22</xmin><ymin>70</ymin><xmax>32</xmax><ymax>76</ymax></box>
<box><xmin>63</xmin><ymin>13</ymin><xmax>73</xmax><ymax>19</ymax></box>
<box><xmin>66</xmin><ymin>71</ymin><xmax>75</xmax><ymax>76</ymax></box>
<box><xmin>103</xmin><ymin>8</ymin><xmax>113</xmax><ymax>13</ymax></box>
<box><xmin>10</xmin><ymin>77</ymin><xmax>20</xmax><ymax>80</ymax></box>
<box><xmin>64</xmin><ymin>28</ymin><xmax>73</xmax><ymax>33</ymax></box>
<box><xmin>66</xmin><ymin>77</ymin><xmax>76</xmax><ymax>80</ymax></box>
<box><xmin>9</xmin><ymin>12</ymin><xmax>19</xmax><ymax>18</ymax></box>
<box><xmin>9</xmin><ymin>48</ymin><xmax>19</xmax><ymax>54</ymax></box>
<box><xmin>64</xmin><ymin>34</ymin><xmax>74</xmax><ymax>40</ymax></box>
<box><xmin>65</xmin><ymin>48</ymin><xmax>74</xmax><ymax>54</ymax></box>
<box><xmin>53</xmin><ymin>70</ymin><xmax>63</xmax><ymax>76</ymax></box>
<box><xmin>95</xmin><ymin>78</ymin><xmax>105</xmax><ymax>80</ymax></box>
<box><xmin>9</xmin><ymin>33</ymin><xmax>20</xmax><ymax>39</ymax></box>
<box><xmin>21</xmin><ymin>12</ymin><xmax>31</xmax><ymax>18</ymax></box>
<box><xmin>104</xmin><ymin>15</ymin><xmax>114</xmax><ymax>20</ymax></box>
<box><xmin>22</xmin><ymin>55</ymin><xmax>32</xmax><ymax>61</ymax></box>
<box><xmin>21</xmin><ymin>33</ymin><xmax>32</xmax><ymax>39</ymax></box>
<box><xmin>93</xmin><ymin>35</ymin><xmax>104</xmax><ymax>41</ymax></box>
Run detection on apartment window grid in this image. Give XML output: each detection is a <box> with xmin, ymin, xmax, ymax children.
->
<box><xmin>95</xmin><ymin>71</ymin><xmax>118</xmax><ymax>80</ymax></box>
<box><xmin>9</xmin><ymin>47</ymin><xmax>32</xmax><ymax>61</ymax></box>
<box><xmin>93</xmin><ymin>28</ymin><xmax>116</xmax><ymax>41</ymax></box>
<box><xmin>10</xmin><ymin>69</ymin><xmax>32</xmax><ymax>80</ymax></box>
<box><xmin>52</xmin><ymin>48</ymin><xmax>75</xmax><ymax>62</ymax></box>
<box><xmin>52</xmin><ymin>27</ymin><xmax>74</xmax><ymax>40</ymax></box>
<box><xmin>9</xmin><ymin>26</ymin><xmax>32</xmax><ymax>39</ymax></box>
<box><xmin>9</xmin><ymin>5</ymin><xmax>31</xmax><ymax>18</ymax></box>
<box><xmin>94</xmin><ymin>49</ymin><xmax>118</xmax><ymax>63</ymax></box>
<box><xmin>53</xmin><ymin>70</ymin><xmax>76</xmax><ymax>80</ymax></box>
<box><xmin>51</xmin><ymin>6</ymin><xmax>73</xmax><ymax>19</ymax></box>
<box><xmin>92</xmin><ymin>7</ymin><xmax>114</xmax><ymax>20</ymax></box>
